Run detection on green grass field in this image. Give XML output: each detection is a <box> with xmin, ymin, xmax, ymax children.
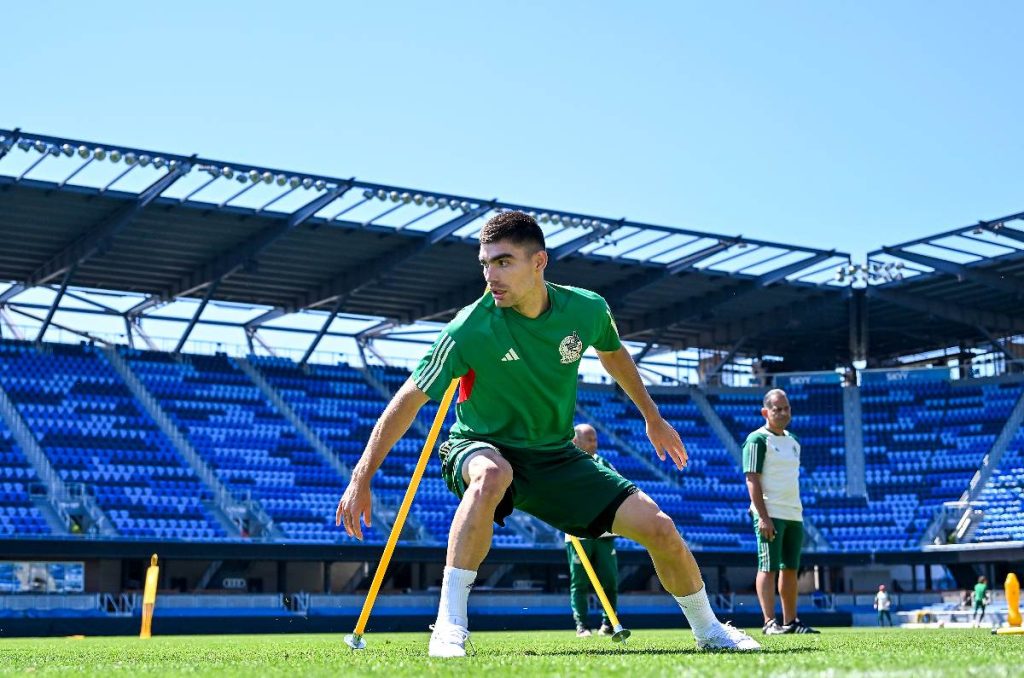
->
<box><xmin>1</xmin><ymin>628</ymin><xmax>1022</xmax><ymax>676</ymax></box>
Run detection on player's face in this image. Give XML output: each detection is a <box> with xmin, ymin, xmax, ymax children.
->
<box><xmin>479</xmin><ymin>240</ymin><xmax>546</xmax><ymax>308</ymax></box>
<box><xmin>762</xmin><ymin>394</ymin><xmax>792</xmax><ymax>430</ymax></box>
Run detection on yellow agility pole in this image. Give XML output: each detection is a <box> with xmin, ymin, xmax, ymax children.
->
<box><xmin>569</xmin><ymin>536</ymin><xmax>631</xmax><ymax>644</ymax></box>
<box><xmin>139</xmin><ymin>553</ymin><xmax>159</xmax><ymax>639</ymax></box>
<box><xmin>345</xmin><ymin>378</ymin><xmax>460</xmax><ymax>650</ymax></box>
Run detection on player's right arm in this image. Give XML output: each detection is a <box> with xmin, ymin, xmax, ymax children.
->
<box><xmin>336</xmin><ymin>378</ymin><xmax>429</xmax><ymax>540</ymax></box>
<box><xmin>742</xmin><ymin>433</ymin><xmax>775</xmax><ymax>541</ymax></box>
<box><xmin>744</xmin><ymin>473</ymin><xmax>776</xmax><ymax>541</ymax></box>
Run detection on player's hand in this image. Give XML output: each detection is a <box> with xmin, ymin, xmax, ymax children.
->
<box><xmin>336</xmin><ymin>479</ymin><xmax>373</xmax><ymax>541</ymax></box>
<box><xmin>646</xmin><ymin>416</ymin><xmax>688</xmax><ymax>470</ymax></box>
<box><xmin>758</xmin><ymin>515</ymin><xmax>776</xmax><ymax>541</ymax></box>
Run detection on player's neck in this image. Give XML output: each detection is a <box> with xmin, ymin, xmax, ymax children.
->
<box><xmin>511</xmin><ymin>281</ymin><xmax>550</xmax><ymax>319</ymax></box>
<box><xmin>765</xmin><ymin>423</ymin><xmax>785</xmax><ymax>435</ymax></box>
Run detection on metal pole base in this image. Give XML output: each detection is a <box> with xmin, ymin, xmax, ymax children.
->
<box><xmin>611</xmin><ymin>625</ymin><xmax>631</xmax><ymax>644</ymax></box>
<box><xmin>344</xmin><ymin>633</ymin><xmax>367</xmax><ymax>650</ymax></box>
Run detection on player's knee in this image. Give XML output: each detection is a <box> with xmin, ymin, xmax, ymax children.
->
<box><xmin>642</xmin><ymin>512</ymin><xmax>679</xmax><ymax>551</ymax></box>
<box><xmin>467</xmin><ymin>460</ymin><xmax>512</xmax><ymax>504</ymax></box>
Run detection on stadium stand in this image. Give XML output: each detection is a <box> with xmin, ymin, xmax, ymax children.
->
<box><xmin>856</xmin><ymin>377</ymin><xmax>1024</xmax><ymax>551</ymax></box>
<box><xmin>0</xmin><ymin>341</ymin><xmax>223</xmax><ymax>540</ymax></box>
<box><xmin>120</xmin><ymin>349</ymin><xmax>354</xmax><ymax>542</ymax></box>
<box><xmin>973</xmin><ymin>427</ymin><xmax>1024</xmax><ymax>542</ymax></box>
<box><xmin>0</xmin><ymin>417</ymin><xmax>50</xmax><ymax>537</ymax></box>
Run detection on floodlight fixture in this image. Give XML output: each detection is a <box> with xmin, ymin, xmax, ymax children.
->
<box><xmin>413</xmin><ymin>193</ymin><xmax>423</xmax><ymax>205</ymax></box>
<box><xmin>314</xmin><ymin>180</ymin><xmax>326</xmax><ymax>191</ymax></box>
<box><xmin>33</xmin><ymin>140</ymin><xmax>46</xmax><ymax>153</ymax></box>
<box><xmin>153</xmin><ymin>157</ymin><xmax>166</xmax><ymax>169</ymax></box>
<box><xmin>425</xmin><ymin>196</ymin><xmax>436</xmax><ymax>207</ymax></box>
<box><xmin>138</xmin><ymin>155</ymin><xmax>151</xmax><ymax>167</ymax></box>
<box><xmin>539</xmin><ymin>213</ymin><xmax>550</xmax><ymax>223</ymax></box>
<box><xmin>400</xmin><ymin>192</ymin><xmax>411</xmax><ymax>203</ymax></box>
<box><xmin>302</xmin><ymin>178</ymin><xmax>313</xmax><ymax>189</ymax></box>
<box><xmin>77</xmin><ymin>145</ymin><xmax>90</xmax><ymax>158</ymax></box>
<box><xmin>376</xmin><ymin>189</ymin><xmax>387</xmax><ymax>200</ymax></box>
<box><xmin>92</xmin><ymin>148</ymin><xmax>107</xmax><ymax>161</ymax></box>
<box><xmin>61</xmin><ymin>144</ymin><xmax>74</xmax><ymax>156</ymax></box>
<box><xmin>17</xmin><ymin>139</ymin><xmax>31</xmax><ymax>151</ymax></box>
<box><xmin>248</xmin><ymin>170</ymin><xmax>260</xmax><ymax>183</ymax></box>
<box><xmin>109</xmin><ymin>150</ymin><xmax>122</xmax><ymax>163</ymax></box>
<box><xmin>275</xmin><ymin>174</ymin><xmax>287</xmax><ymax>186</ymax></box>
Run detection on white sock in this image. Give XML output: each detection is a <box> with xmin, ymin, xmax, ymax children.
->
<box><xmin>674</xmin><ymin>583</ymin><xmax>719</xmax><ymax>637</ymax></box>
<box><xmin>436</xmin><ymin>566</ymin><xmax>476</xmax><ymax>628</ymax></box>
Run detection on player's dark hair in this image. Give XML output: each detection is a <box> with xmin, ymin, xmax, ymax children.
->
<box><xmin>479</xmin><ymin>211</ymin><xmax>546</xmax><ymax>253</ymax></box>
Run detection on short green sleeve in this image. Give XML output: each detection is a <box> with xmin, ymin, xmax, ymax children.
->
<box><xmin>592</xmin><ymin>299</ymin><xmax>622</xmax><ymax>352</ymax></box>
<box><xmin>742</xmin><ymin>434</ymin><xmax>767</xmax><ymax>474</ymax></box>
<box><xmin>410</xmin><ymin>330</ymin><xmax>467</xmax><ymax>401</ymax></box>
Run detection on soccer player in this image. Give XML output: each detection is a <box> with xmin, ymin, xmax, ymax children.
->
<box><xmin>337</xmin><ymin>211</ymin><xmax>760</xmax><ymax>657</ymax></box>
<box><xmin>565</xmin><ymin>423</ymin><xmax>620</xmax><ymax>638</ymax></box>
<box><xmin>973</xmin><ymin>576</ymin><xmax>990</xmax><ymax>625</ymax></box>
<box><xmin>743</xmin><ymin>388</ymin><xmax>819</xmax><ymax>635</ymax></box>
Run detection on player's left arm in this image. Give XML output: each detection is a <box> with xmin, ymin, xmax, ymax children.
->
<box><xmin>597</xmin><ymin>346</ymin><xmax>687</xmax><ymax>470</ymax></box>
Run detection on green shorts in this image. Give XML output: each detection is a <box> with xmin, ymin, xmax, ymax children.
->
<box><xmin>752</xmin><ymin>513</ymin><xmax>804</xmax><ymax>572</ymax></box>
<box><xmin>439</xmin><ymin>437</ymin><xmax>637</xmax><ymax>538</ymax></box>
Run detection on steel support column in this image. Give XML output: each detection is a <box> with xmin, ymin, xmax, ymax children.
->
<box><xmin>35</xmin><ymin>265</ymin><xmax>76</xmax><ymax>342</ymax></box>
<box><xmin>173</xmin><ymin>281</ymin><xmax>220</xmax><ymax>353</ymax></box>
<box><xmin>299</xmin><ymin>298</ymin><xmax>344</xmax><ymax>366</ymax></box>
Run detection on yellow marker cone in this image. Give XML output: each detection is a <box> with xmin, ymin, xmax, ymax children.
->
<box><xmin>345</xmin><ymin>378</ymin><xmax>459</xmax><ymax>650</ymax></box>
<box><xmin>139</xmin><ymin>554</ymin><xmax>159</xmax><ymax>639</ymax></box>
<box><xmin>569</xmin><ymin>536</ymin><xmax>630</xmax><ymax>644</ymax></box>
<box><xmin>996</xmin><ymin>572</ymin><xmax>1023</xmax><ymax>635</ymax></box>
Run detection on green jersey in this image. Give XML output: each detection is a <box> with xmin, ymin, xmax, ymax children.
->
<box><xmin>411</xmin><ymin>282</ymin><xmax>621</xmax><ymax>450</ymax></box>
<box><xmin>974</xmin><ymin>582</ymin><xmax>989</xmax><ymax>603</ymax></box>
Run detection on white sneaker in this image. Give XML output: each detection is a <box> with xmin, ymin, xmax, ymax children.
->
<box><xmin>428</xmin><ymin>622</ymin><xmax>471</xmax><ymax>658</ymax></box>
<box><xmin>695</xmin><ymin>621</ymin><xmax>762</xmax><ymax>652</ymax></box>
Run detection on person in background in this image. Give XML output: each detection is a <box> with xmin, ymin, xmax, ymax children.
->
<box><xmin>565</xmin><ymin>423</ymin><xmax>621</xmax><ymax>638</ymax></box>
<box><xmin>874</xmin><ymin>584</ymin><xmax>893</xmax><ymax>627</ymax></box>
<box><xmin>973</xmin><ymin>576</ymin><xmax>990</xmax><ymax>626</ymax></box>
<box><xmin>743</xmin><ymin>389</ymin><xmax>819</xmax><ymax>635</ymax></box>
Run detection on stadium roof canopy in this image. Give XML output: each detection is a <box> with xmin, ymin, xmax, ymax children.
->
<box><xmin>0</xmin><ymin>128</ymin><xmax>1020</xmax><ymax>372</ymax></box>
<box><xmin>863</xmin><ymin>213</ymin><xmax>1024</xmax><ymax>364</ymax></box>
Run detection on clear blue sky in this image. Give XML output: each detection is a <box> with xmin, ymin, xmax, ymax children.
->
<box><xmin>4</xmin><ymin>1</ymin><xmax>1023</xmax><ymax>260</ymax></box>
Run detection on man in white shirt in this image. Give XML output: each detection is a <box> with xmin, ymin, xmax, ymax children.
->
<box><xmin>743</xmin><ymin>389</ymin><xmax>819</xmax><ymax>635</ymax></box>
<box><xmin>874</xmin><ymin>584</ymin><xmax>893</xmax><ymax>626</ymax></box>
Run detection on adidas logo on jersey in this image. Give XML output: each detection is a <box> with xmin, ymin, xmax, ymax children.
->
<box><xmin>500</xmin><ymin>348</ymin><xmax>520</xmax><ymax>362</ymax></box>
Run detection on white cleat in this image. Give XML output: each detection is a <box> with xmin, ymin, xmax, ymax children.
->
<box><xmin>696</xmin><ymin>621</ymin><xmax>762</xmax><ymax>652</ymax></box>
<box><xmin>428</xmin><ymin>622</ymin><xmax>472</xmax><ymax>658</ymax></box>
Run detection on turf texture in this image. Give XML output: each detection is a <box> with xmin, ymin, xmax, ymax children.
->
<box><xmin>1</xmin><ymin>628</ymin><xmax>1022</xmax><ymax>676</ymax></box>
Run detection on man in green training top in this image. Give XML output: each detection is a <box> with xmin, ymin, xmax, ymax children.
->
<box><xmin>743</xmin><ymin>388</ymin><xmax>819</xmax><ymax>635</ymax></box>
<box><xmin>566</xmin><ymin>423</ymin><xmax>620</xmax><ymax>638</ymax></box>
<box><xmin>337</xmin><ymin>211</ymin><xmax>759</xmax><ymax>657</ymax></box>
<box><xmin>973</xmin><ymin>576</ymin><xmax>990</xmax><ymax>626</ymax></box>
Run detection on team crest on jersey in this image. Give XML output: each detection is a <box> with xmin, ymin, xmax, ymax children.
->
<box><xmin>559</xmin><ymin>331</ymin><xmax>583</xmax><ymax>365</ymax></box>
